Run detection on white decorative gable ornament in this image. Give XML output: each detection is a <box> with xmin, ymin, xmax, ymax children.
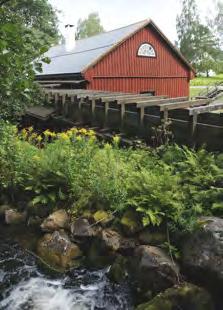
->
<box><xmin>138</xmin><ymin>43</ymin><xmax>156</xmax><ymax>57</ymax></box>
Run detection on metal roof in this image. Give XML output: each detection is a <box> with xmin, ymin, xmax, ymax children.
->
<box><xmin>38</xmin><ymin>19</ymin><xmax>195</xmax><ymax>77</ymax></box>
<box><xmin>38</xmin><ymin>20</ymin><xmax>147</xmax><ymax>76</ymax></box>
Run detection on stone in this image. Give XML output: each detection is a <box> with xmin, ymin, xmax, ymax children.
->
<box><xmin>37</xmin><ymin>230</ymin><xmax>82</xmax><ymax>270</ymax></box>
<box><xmin>5</xmin><ymin>209</ymin><xmax>27</xmax><ymax>225</ymax></box>
<box><xmin>40</xmin><ymin>209</ymin><xmax>69</xmax><ymax>232</ymax></box>
<box><xmin>133</xmin><ymin>245</ymin><xmax>180</xmax><ymax>302</ymax></box>
<box><xmin>100</xmin><ymin>228</ymin><xmax>136</xmax><ymax>255</ymax></box>
<box><xmin>136</xmin><ymin>283</ymin><xmax>214</xmax><ymax>310</ymax></box>
<box><xmin>139</xmin><ymin>229</ymin><xmax>166</xmax><ymax>245</ymax></box>
<box><xmin>108</xmin><ymin>255</ymin><xmax>129</xmax><ymax>283</ymax></box>
<box><xmin>182</xmin><ymin>216</ymin><xmax>223</xmax><ymax>292</ymax></box>
<box><xmin>70</xmin><ymin>218</ymin><xmax>95</xmax><ymax>238</ymax></box>
<box><xmin>120</xmin><ymin>209</ymin><xmax>143</xmax><ymax>236</ymax></box>
<box><xmin>93</xmin><ymin>210</ymin><xmax>114</xmax><ymax>227</ymax></box>
<box><xmin>0</xmin><ymin>205</ymin><xmax>11</xmax><ymax>219</ymax></box>
<box><xmin>27</xmin><ymin>216</ymin><xmax>42</xmax><ymax>228</ymax></box>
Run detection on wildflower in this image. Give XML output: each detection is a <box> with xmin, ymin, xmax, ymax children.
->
<box><xmin>58</xmin><ymin>132</ymin><xmax>69</xmax><ymax>141</ymax></box>
<box><xmin>104</xmin><ymin>143</ymin><xmax>112</xmax><ymax>150</ymax></box>
<box><xmin>76</xmin><ymin>135</ymin><xmax>82</xmax><ymax>142</ymax></box>
<box><xmin>79</xmin><ymin>128</ymin><xmax>88</xmax><ymax>135</ymax></box>
<box><xmin>113</xmin><ymin>135</ymin><xmax>120</xmax><ymax>145</ymax></box>
<box><xmin>27</xmin><ymin>126</ymin><xmax>34</xmax><ymax>133</ymax></box>
<box><xmin>87</xmin><ymin>129</ymin><xmax>96</xmax><ymax>137</ymax></box>
<box><xmin>21</xmin><ymin>129</ymin><xmax>28</xmax><ymax>139</ymax></box>
<box><xmin>43</xmin><ymin>129</ymin><xmax>52</xmax><ymax>137</ymax></box>
<box><xmin>36</xmin><ymin>135</ymin><xmax>43</xmax><ymax>142</ymax></box>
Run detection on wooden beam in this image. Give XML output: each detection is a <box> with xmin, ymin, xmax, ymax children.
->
<box><xmin>160</xmin><ymin>99</ymin><xmax>210</xmax><ymax>111</ymax></box>
<box><xmin>189</xmin><ymin>103</ymin><xmax>223</xmax><ymax>115</ymax></box>
<box><xmin>137</xmin><ymin>97</ymin><xmax>189</xmax><ymax>108</ymax></box>
<box><xmin>117</xmin><ymin>96</ymin><xmax>168</xmax><ymax>105</ymax></box>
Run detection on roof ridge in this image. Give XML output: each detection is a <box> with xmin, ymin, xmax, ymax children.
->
<box><xmin>76</xmin><ymin>19</ymin><xmax>148</xmax><ymax>42</ymax></box>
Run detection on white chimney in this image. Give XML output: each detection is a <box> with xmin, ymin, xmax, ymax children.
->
<box><xmin>65</xmin><ymin>24</ymin><xmax>76</xmax><ymax>52</ymax></box>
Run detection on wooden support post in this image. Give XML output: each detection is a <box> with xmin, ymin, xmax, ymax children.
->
<box><xmin>91</xmin><ymin>99</ymin><xmax>96</xmax><ymax>114</ymax></box>
<box><xmin>192</xmin><ymin>112</ymin><xmax>198</xmax><ymax>135</ymax></box>
<box><xmin>78</xmin><ymin>98</ymin><xmax>83</xmax><ymax>109</ymax></box>
<box><xmin>163</xmin><ymin>108</ymin><xmax>169</xmax><ymax>123</ymax></box>
<box><xmin>105</xmin><ymin>101</ymin><xmax>109</xmax><ymax>117</ymax></box>
<box><xmin>121</xmin><ymin>104</ymin><xmax>125</xmax><ymax>120</ymax></box>
<box><xmin>140</xmin><ymin>107</ymin><xmax>145</xmax><ymax>125</ymax></box>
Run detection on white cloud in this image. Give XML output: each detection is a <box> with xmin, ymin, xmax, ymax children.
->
<box><xmin>49</xmin><ymin>0</ymin><xmax>218</xmax><ymax>43</ymax></box>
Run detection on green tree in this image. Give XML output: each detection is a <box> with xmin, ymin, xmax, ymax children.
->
<box><xmin>0</xmin><ymin>0</ymin><xmax>58</xmax><ymax>121</ymax></box>
<box><xmin>176</xmin><ymin>0</ymin><xmax>220</xmax><ymax>76</ymax></box>
<box><xmin>75</xmin><ymin>12</ymin><xmax>104</xmax><ymax>40</ymax></box>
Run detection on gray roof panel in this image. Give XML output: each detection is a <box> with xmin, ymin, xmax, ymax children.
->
<box><xmin>39</xmin><ymin>20</ymin><xmax>147</xmax><ymax>75</ymax></box>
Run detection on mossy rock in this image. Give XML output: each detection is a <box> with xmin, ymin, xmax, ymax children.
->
<box><xmin>120</xmin><ymin>209</ymin><xmax>143</xmax><ymax>235</ymax></box>
<box><xmin>93</xmin><ymin>210</ymin><xmax>114</xmax><ymax>227</ymax></box>
<box><xmin>139</xmin><ymin>230</ymin><xmax>166</xmax><ymax>246</ymax></box>
<box><xmin>37</xmin><ymin>231</ymin><xmax>82</xmax><ymax>272</ymax></box>
<box><xmin>136</xmin><ymin>283</ymin><xmax>214</xmax><ymax>310</ymax></box>
<box><xmin>108</xmin><ymin>255</ymin><xmax>128</xmax><ymax>283</ymax></box>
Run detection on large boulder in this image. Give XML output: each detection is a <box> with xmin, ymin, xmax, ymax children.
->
<box><xmin>5</xmin><ymin>209</ymin><xmax>27</xmax><ymax>225</ymax></box>
<box><xmin>182</xmin><ymin>216</ymin><xmax>223</xmax><ymax>293</ymax></box>
<box><xmin>132</xmin><ymin>245</ymin><xmax>180</xmax><ymax>302</ymax></box>
<box><xmin>41</xmin><ymin>209</ymin><xmax>69</xmax><ymax>232</ymax></box>
<box><xmin>136</xmin><ymin>283</ymin><xmax>214</xmax><ymax>310</ymax></box>
<box><xmin>138</xmin><ymin>229</ymin><xmax>166</xmax><ymax>246</ymax></box>
<box><xmin>37</xmin><ymin>230</ymin><xmax>82</xmax><ymax>270</ymax></box>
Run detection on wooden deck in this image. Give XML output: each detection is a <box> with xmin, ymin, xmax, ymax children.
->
<box><xmin>26</xmin><ymin>88</ymin><xmax>223</xmax><ymax>150</ymax></box>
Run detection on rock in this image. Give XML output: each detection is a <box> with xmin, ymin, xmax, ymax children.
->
<box><xmin>139</xmin><ymin>229</ymin><xmax>166</xmax><ymax>246</ymax></box>
<box><xmin>37</xmin><ymin>230</ymin><xmax>82</xmax><ymax>270</ymax></box>
<box><xmin>27</xmin><ymin>216</ymin><xmax>42</xmax><ymax>228</ymax></box>
<box><xmin>120</xmin><ymin>209</ymin><xmax>143</xmax><ymax>236</ymax></box>
<box><xmin>86</xmin><ymin>238</ymin><xmax>114</xmax><ymax>269</ymax></box>
<box><xmin>5</xmin><ymin>209</ymin><xmax>27</xmax><ymax>225</ymax></box>
<box><xmin>136</xmin><ymin>283</ymin><xmax>214</xmax><ymax>310</ymax></box>
<box><xmin>93</xmin><ymin>210</ymin><xmax>114</xmax><ymax>227</ymax></box>
<box><xmin>41</xmin><ymin>209</ymin><xmax>69</xmax><ymax>232</ymax></box>
<box><xmin>182</xmin><ymin>216</ymin><xmax>223</xmax><ymax>292</ymax></box>
<box><xmin>133</xmin><ymin>245</ymin><xmax>180</xmax><ymax>302</ymax></box>
<box><xmin>0</xmin><ymin>205</ymin><xmax>11</xmax><ymax>219</ymax></box>
<box><xmin>100</xmin><ymin>229</ymin><xmax>136</xmax><ymax>255</ymax></box>
<box><xmin>108</xmin><ymin>255</ymin><xmax>129</xmax><ymax>283</ymax></box>
<box><xmin>70</xmin><ymin>218</ymin><xmax>95</xmax><ymax>238</ymax></box>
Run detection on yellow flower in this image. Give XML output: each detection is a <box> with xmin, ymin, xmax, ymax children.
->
<box><xmin>43</xmin><ymin>129</ymin><xmax>52</xmax><ymax>137</ymax></box>
<box><xmin>79</xmin><ymin>128</ymin><xmax>88</xmax><ymax>135</ymax></box>
<box><xmin>36</xmin><ymin>135</ymin><xmax>43</xmax><ymax>142</ymax></box>
<box><xmin>58</xmin><ymin>132</ymin><xmax>69</xmax><ymax>141</ymax></box>
<box><xmin>87</xmin><ymin>129</ymin><xmax>96</xmax><ymax>137</ymax></box>
<box><xmin>71</xmin><ymin>127</ymin><xmax>78</xmax><ymax>134</ymax></box>
<box><xmin>104</xmin><ymin>143</ymin><xmax>112</xmax><ymax>150</ymax></box>
<box><xmin>27</xmin><ymin>126</ymin><xmax>34</xmax><ymax>133</ymax></box>
<box><xmin>113</xmin><ymin>135</ymin><xmax>121</xmax><ymax>145</ymax></box>
<box><xmin>76</xmin><ymin>135</ymin><xmax>82</xmax><ymax>142</ymax></box>
<box><xmin>21</xmin><ymin>129</ymin><xmax>28</xmax><ymax>139</ymax></box>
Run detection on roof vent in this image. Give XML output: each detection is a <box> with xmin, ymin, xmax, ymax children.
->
<box><xmin>65</xmin><ymin>24</ymin><xmax>76</xmax><ymax>52</ymax></box>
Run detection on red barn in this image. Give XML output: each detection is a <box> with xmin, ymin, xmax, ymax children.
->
<box><xmin>37</xmin><ymin>19</ymin><xmax>195</xmax><ymax>98</ymax></box>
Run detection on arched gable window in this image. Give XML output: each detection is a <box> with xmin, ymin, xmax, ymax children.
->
<box><xmin>137</xmin><ymin>43</ymin><xmax>156</xmax><ymax>58</ymax></box>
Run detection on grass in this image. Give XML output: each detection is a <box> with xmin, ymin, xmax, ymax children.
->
<box><xmin>190</xmin><ymin>74</ymin><xmax>223</xmax><ymax>87</ymax></box>
<box><xmin>190</xmin><ymin>87</ymin><xmax>204</xmax><ymax>98</ymax></box>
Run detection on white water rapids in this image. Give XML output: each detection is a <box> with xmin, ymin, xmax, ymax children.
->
<box><xmin>0</xmin><ymin>240</ymin><xmax>132</xmax><ymax>310</ymax></box>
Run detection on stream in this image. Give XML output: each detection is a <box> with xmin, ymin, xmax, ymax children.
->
<box><xmin>0</xmin><ymin>227</ymin><xmax>133</xmax><ymax>310</ymax></box>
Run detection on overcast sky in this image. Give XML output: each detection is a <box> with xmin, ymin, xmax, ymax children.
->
<box><xmin>49</xmin><ymin>0</ymin><xmax>218</xmax><ymax>43</ymax></box>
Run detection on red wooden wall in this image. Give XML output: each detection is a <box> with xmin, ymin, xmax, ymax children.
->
<box><xmin>84</xmin><ymin>25</ymin><xmax>191</xmax><ymax>98</ymax></box>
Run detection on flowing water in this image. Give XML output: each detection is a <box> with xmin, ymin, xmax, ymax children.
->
<box><xmin>0</xmin><ymin>229</ymin><xmax>133</xmax><ymax>310</ymax></box>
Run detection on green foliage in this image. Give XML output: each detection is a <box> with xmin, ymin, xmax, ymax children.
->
<box><xmin>176</xmin><ymin>0</ymin><xmax>221</xmax><ymax>75</ymax></box>
<box><xmin>75</xmin><ymin>12</ymin><xmax>104</xmax><ymax>40</ymax></box>
<box><xmin>1</xmin><ymin>122</ymin><xmax>223</xmax><ymax>233</ymax></box>
<box><xmin>0</xmin><ymin>0</ymin><xmax>59</xmax><ymax>121</ymax></box>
